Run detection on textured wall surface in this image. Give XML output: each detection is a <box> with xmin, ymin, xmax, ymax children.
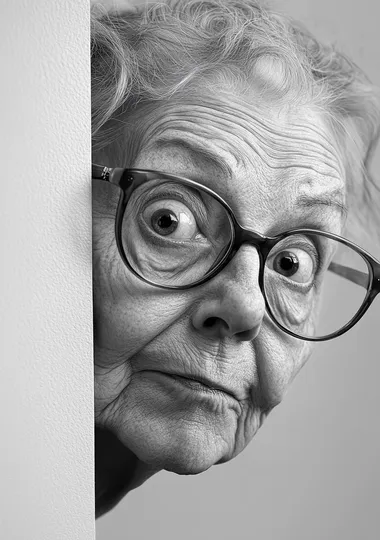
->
<box><xmin>0</xmin><ymin>0</ymin><xmax>94</xmax><ymax>538</ymax></box>
<box><xmin>94</xmin><ymin>1</ymin><xmax>380</xmax><ymax>539</ymax></box>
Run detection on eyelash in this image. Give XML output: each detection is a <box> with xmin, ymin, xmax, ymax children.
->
<box><xmin>270</xmin><ymin>238</ymin><xmax>325</xmax><ymax>288</ymax></box>
<box><xmin>142</xmin><ymin>191</ymin><xmax>208</xmax><ymax>232</ymax></box>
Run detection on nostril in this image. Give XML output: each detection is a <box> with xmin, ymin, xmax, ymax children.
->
<box><xmin>203</xmin><ymin>317</ymin><xmax>230</xmax><ymax>336</ymax></box>
<box><xmin>203</xmin><ymin>317</ymin><xmax>219</xmax><ymax>328</ymax></box>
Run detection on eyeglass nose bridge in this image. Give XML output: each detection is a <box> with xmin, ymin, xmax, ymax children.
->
<box><xmin>227</xmin><ymin>219</ymin><xmax>278</xmax><ymax>265</ymax></box>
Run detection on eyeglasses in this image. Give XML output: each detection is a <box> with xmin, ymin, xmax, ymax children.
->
<box><xmin>92</xmin><ymin>164</ymin><xmax>380</xmax><ymax>342</ymax></box>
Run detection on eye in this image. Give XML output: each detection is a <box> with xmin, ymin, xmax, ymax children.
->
<box><xmin>270</xmin><ymin>248</ymin><xmax>316</xmax><ymax>284</ymax></box>
<box><xmin>143</xmin><ymin>199</ymin><xmax>201</xmax><ymax>240</ymax></box>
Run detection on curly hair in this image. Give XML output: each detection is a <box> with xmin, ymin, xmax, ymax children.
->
<box><xmin>91</xmin><ymin>0</ymin><xmax>380</xmax><ymax>243</ymax></box>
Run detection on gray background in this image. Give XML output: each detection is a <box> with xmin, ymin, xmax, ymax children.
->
<box><xmin>95</xmin><ymin>1</ymin><xmax>380</xmax><ymax>538</ymax></box>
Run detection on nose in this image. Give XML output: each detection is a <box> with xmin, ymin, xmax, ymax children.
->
<box><xmin>191</xmin><ymin>246</ymin><xmax>266</xmax><ymax>341</ymax></box>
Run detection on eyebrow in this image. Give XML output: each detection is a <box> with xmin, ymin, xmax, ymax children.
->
<box><xmin>151</xmin><ymin>137</ymin><xmax>347</xmax><ymax>217</ymax></box>
<box><xmin>152</xmin><ymin>137</ymin><xmax>234</xmax><ymax>180</ymax></box>
<box><xmin>296</xmin><ymin>192</ymin><xmax>347</xmax><ymax>217</ymax></box>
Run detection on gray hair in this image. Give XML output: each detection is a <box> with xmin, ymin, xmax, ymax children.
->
<box><xmin>91</xmin><ymin>0</ymin><xmax>380</xmax><ymax>242</ymax></box>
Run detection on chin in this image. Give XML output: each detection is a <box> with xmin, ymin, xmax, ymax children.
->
<box><xmin>163</xmin><ymin>452</ymin><xmax>217</xmax><ymax>476</ymax></box>
<box><xmin>113</xmin><ymin>412</ymin><xmax>239</xmax><ymax>476</ymax></box>
<box><xmin>108</xmin><ymin>372</ymin><xmax>254</xmax><ymax>474</ymax></box>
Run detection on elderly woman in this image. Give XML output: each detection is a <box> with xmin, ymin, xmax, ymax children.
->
<box><xmin>91</xmin><ymin>0</ymin><xmax>380</xmax><ymax>518</ymax></box>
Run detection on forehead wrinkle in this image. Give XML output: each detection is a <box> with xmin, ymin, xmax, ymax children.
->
<box><xmin>213</xmin><ymin>101</ymin><xmax>343</xmax><ymax>170</ymax></box>
<box><xmin>139</xmin><ymin>100</ymin><xmax>344</xmax><ymax>180</ymax></box>
<box><xmin>190</xmin><ymin>104</ymin><xmax>342</xmax><ymax>178</ymax></box>
<box><xmin>197</xmin><ymin>93</ymin><xmax>342</xmax><ymax>162</ymax></box>
<box><xmin>141</xmin><ymin>114</ymin><xmax>252</xmax><ymax>171</ymax></box>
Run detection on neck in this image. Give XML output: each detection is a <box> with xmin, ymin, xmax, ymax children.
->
<box><xmin>95</xmin><ymin>425</ymin><xmax>159</xmax><ymax>518</ymax></box>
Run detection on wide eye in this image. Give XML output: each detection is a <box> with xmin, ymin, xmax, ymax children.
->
<box><xmin>270</xmin><ymin>248</ymin><xmax>316</xmax><ymax>284</ymax></box>
<box><xmin>143</xmin><ymin>199</ymin><xmax>201</xmax><ymax>240</ymax></box>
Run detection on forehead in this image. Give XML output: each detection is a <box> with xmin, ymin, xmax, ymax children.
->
<box><xmin>132</xmin><ymin>93</ymin><xmax>346</xmax><ymax>234</ymax></box>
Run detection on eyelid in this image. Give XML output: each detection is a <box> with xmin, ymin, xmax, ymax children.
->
<box><xmin>140</xmin><ymin>183</ymin><xmax>208</xmax><ymax>223</ymax></box>
<box><xmin>270</xmin><ymin>235</ymin><xmax>324</xmax><ymax>275</ymax></box>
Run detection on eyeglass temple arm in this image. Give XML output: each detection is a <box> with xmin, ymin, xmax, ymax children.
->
<box><xmin>328</xmin><ymin>261</ymin><xmax>369</xmax><ymax>289</ymax></box>
<box><xmin>92</xmin><ymin>164</ymin><xmax>127</xmax><ymax>186</ymax></box>
<box><xmin>92</xmin><ymin>164</ymin><xmax>110</xmax><ymax>181</ymax></box>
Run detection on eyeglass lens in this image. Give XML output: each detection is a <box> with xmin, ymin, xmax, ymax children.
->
<box><xmin>121</xmin><ymin>179</ymin><xmax>233</xmax><ymax>285</ymax></box>
<box><xmin>263</xmin><ymin>233</ymin><xmax>370</xmax><ymax>339</ymax></box>
<box><xmin>121</xmin><ymin>178</ymin><xmax>370</xmax><ymax>340</ymax></box>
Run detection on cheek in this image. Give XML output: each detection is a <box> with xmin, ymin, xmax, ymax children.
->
<box><xmin>93</xmin><ymin>238</ymin><xmax>191</xmax><ymax>361</ymax></box>
<box><xmin>254</xmin><ymin>325</ymin><xmax>314</xmax><ymax>407</ymax></box>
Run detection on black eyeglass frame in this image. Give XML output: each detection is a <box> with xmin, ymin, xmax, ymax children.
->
<box><xmin>92</xmin><ymin>163</ymin><xmax>380</xmax><ymax>342</ymax></box>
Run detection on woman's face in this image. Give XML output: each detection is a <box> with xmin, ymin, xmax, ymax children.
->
<box><xmin>92</xmin><ymin>90</ymin><xmax>345</xmax><ymax>474</ymax></box>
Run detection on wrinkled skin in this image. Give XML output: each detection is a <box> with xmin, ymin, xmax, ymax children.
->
<box><xmin>92</xmin><ymin>89</ymin><xmax>345</xmax><ymax>515</ymax></box>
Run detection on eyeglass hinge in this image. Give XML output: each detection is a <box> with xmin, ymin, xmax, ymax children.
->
<box><xmin>100</xmin><ymin>166</ymin><xmax>110</xmax><ymax>182</ymax></box>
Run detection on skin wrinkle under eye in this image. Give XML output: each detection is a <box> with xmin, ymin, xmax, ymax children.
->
<box><xmin>278</xmin><ymin>291</ymin><xmax>315</xmax><ymax>329</ymax></box>
<box><xmin>266</xmin><ymin>273</ymin><xmax>317</xmax><ymax>328</ymax></box>
<box><xmin>265</xmin><ymin>232</ymin><xmax>346</xmax><ymax>334</ymax></box>
<box><xmin>124</xmin><ymin>211</ymin><xmax>221</xmax><ymax>284</ymax></box>
<box><xmin>266</xmin><ymin>239</ymin><xmax>318</xmax><ymax>326</ymax></box>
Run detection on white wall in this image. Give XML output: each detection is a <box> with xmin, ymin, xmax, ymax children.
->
<box><xmin>0</xmin><ymin>1</ymin><xmax>94</xmax><ymax>538</ymax></box>
<box><xmin>96</xmin><ymin>1</ymin><xmax>380</xmax><ymax>540</ymax></box>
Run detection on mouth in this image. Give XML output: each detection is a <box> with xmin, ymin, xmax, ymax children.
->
<box><xmin>146</xmin><ymin>370</ymin><xmax>239</xmax><ymax>401</ymax></box>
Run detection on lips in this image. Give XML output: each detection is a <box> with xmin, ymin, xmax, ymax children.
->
<box><xmin>152</xmin><ymin>370</ymin><xmax>239</xmax><ymax>400</ymax></box>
